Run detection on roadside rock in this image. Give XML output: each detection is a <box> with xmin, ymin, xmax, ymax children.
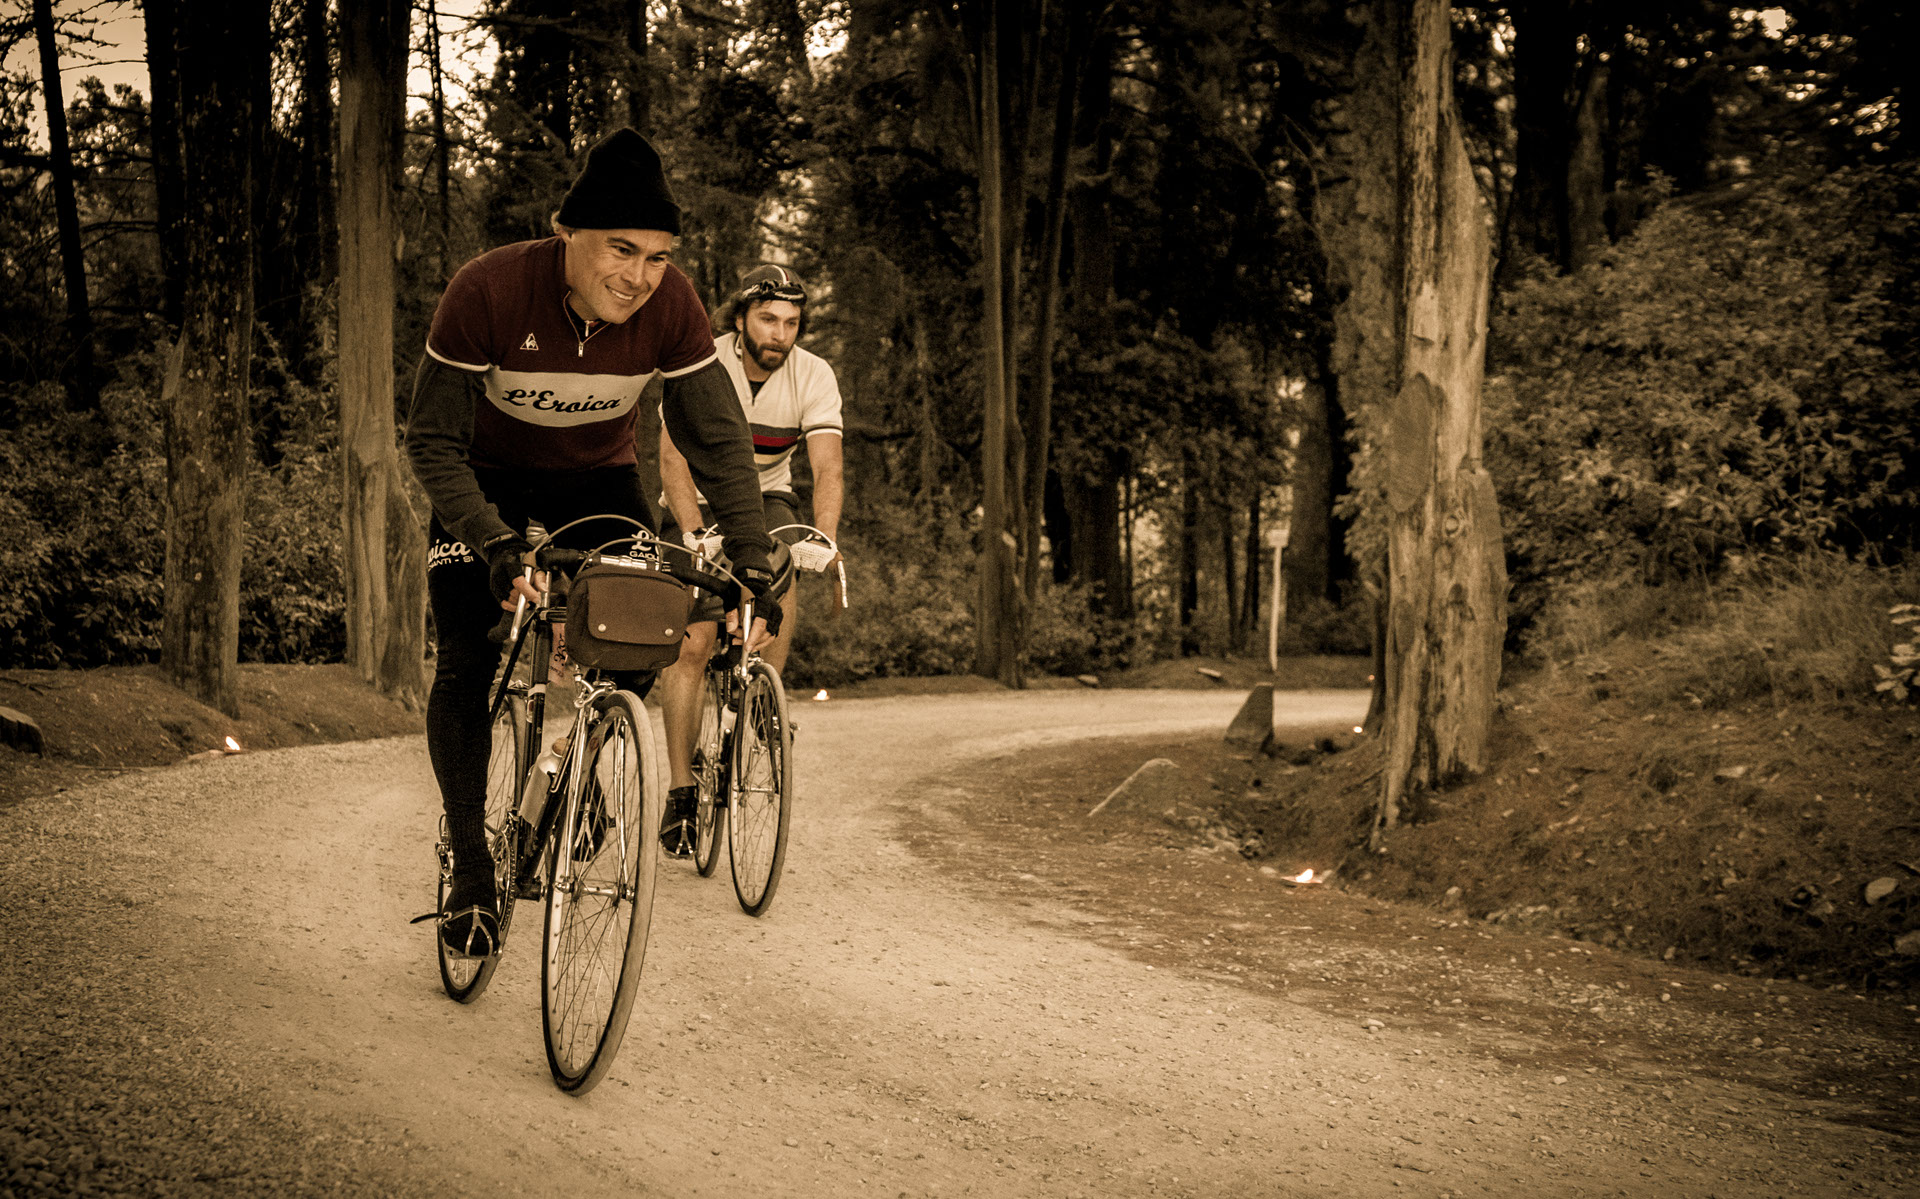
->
<box><xmin>0</xmin><ymin>705</ymin><xmax>44</xmax><ymax>755</ymax></box>
<box><xmin>1224</xmin><ymin>684</ymin><xmax>1274</xmax><ymax>749</ymax></box>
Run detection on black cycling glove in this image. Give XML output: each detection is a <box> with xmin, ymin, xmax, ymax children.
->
<box><xmin>482</xmin><ymin>533</ymin><xmax>533</xmax><ymax>601</ymax></box>
<box><xmin>736</xmin><ymin>564</ymin><xmax>785</xmax><ymax>637</ymax></box>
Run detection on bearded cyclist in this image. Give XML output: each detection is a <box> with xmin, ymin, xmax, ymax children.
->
<box><xmin>654</xmin><ymin>264</ymin><xmax>844</xmax><ymax>856</ymax></box>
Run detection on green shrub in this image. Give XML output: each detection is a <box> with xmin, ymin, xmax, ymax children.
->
<box><xmin>1487</xmin><ymin>166</ymin><xmax>1920</xmax><ymax>637</ymax></box>
<box><xmin>0</xmin><ymin>388</ymin><xmax>165</xmax><ymax>666</ymax></box>
<box><xmin>784</xmin><ymin>495</ymin><xmax>975</xmax><ymax>688</ymax></box>
<box><xmin>783</xmin><ymin>489</ymin><xmax>1143</xmax><ymax>688</ymax></box>
<box><xmin>1524</xmin><ymin>553</ymin><xmax>1919</xmax><ymax>708</ymax></box>
<box><xmin>240</xmin><ymin>447</ymin><xmax>346</xmax><ymax>663</ymax></box>
<box><xmin>1871</xmin><ymin>604</ymin><xmax>1919</xmax><ymax>703</ymax></box>
<box><xmin>0</xmin><ymin>366</ymin><xmax>348</xmax><ymax>667</ymax></box>
<box><xmin>1282</xmin><ymin>584</ymin><xmax>1374</xmax><ymax>656</ymax></box>
<box><xmin>1658</xmin><ymin>555</ymin><xmax>1919</xmax><ymax>708</ymax></box>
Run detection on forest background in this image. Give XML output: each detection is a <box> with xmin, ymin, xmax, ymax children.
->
<box><xmin>1</xmin><ymin>0</ymin><xmax>1915</xmax><ymax>715</ymax></box>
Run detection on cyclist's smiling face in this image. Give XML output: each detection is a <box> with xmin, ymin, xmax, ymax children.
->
<box><xmin>560</xmin><ymin>227</ymin><xmax>674</xmax><ymax>324</ymax></box>
<box><xmin>737</xmin><ymin>300</ymin><xmax>802</xmax><ymax>377</ymax></box>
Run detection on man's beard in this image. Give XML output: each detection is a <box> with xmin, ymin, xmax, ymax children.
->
<box><xmin>742</xmin><ymin>328</ymin><xmax>791</xmax><ymax>373</ymax></box>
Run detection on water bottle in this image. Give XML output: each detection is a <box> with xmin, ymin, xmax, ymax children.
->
<box><xmin>517</xmin><ymin>739</ymin><xmax>564</xmax><ymax>826</ymax></box>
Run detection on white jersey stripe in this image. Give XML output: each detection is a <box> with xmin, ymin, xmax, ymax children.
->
<box><xmin>658</xmin><ymin>348</ymin><xmax>720</xmax><ymax>379</ymax></box>
<box><xmin>425</xmin><ymin>343</ymin><xmax>490</xmax><ymax>373</ymax></box>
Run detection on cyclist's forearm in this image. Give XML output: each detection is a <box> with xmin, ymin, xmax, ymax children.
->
<box><xmin>656</xmin><ymin>426</ymin><xmax>708</xmax><ymax>536</ymax></box>
<box><xmin>661</xmin><ymin>361</ymin><xmax>771</xmax><ymax>574</ymax></box>
<box><xmin>806</xmin><ymin>432</ymin><xmax>844</xmax><ymax>541</ymax></box>
<box><xmin>403</xmin><ymin>356</ymin><xmax>516</xmax><ymax>552</ymax></box>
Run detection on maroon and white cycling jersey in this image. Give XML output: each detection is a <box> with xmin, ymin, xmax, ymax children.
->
<box><xmin>425</xmin><ymin>236</ymin><xmax>717</xmax><ymax>472</ymax></box>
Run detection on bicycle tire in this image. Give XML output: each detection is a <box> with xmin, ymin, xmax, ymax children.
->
<box><xmin>540</xmin><ymin>689</ymin><xmax>662</xmax><ymax>1094</ymax></box>
<box><xmin>438</xmin><ymin>693</ymin><xmax>525</xmax><ymax>1002</ymax></box>
<box><xmin>692</xmin><ymin>668</ymin><xmax>726</xmax><ymax>877</ymax></box>
<box><xmin>727</xmin><ymin>660</ymin><xmax>792</xmax><ymax>917</ymax></box>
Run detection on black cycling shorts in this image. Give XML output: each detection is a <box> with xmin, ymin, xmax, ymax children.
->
<box><xmin>657</xmin><ymin>491</ymin><xmax>801</xmax><ymax>625</ymax></box>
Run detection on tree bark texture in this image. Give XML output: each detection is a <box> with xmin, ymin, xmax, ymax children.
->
<box><xmin>339</xmin><ymin>0</ymin><xmax>427</xmax><ymax>706</ymax></box>
<box><xmin>161</xmin><ymin>0</ymin><xmax>259</xmax><ymax>717</ymax></box>
<box><xmin>1564</xmin><ymin>62</ymin><xmax>1609</xmax><ymax>271</ymax></box>
<box><xmin>1505</xmin><ymin>0</ymin><xmax>1578</xmax><ymax>273</ymax></box>
<box><xmin>1020</xmin><ymin>19</ymin><xmax>1080</xmax><ymax>605</ymax></box>
<box><xmin>426</xmin><ymin>0</ymin><xmax>453</xmax><ymax>269</ymax></box>
<box><xmin>143</xmin><ymin>0</ymin><xmax>186</xmax><ymax>330</ymax></box>
<box><xmin>1377</xmin><ymin>0</ymin><xmax>1507</xmax><ymax>844</ymax></box>
<box><xmin>972</xmin><ymin>0</ymin><xmax>1021</xmax><ymax>687</ymax></box>
<box><xmin>624</xmin><ymin>0</ymin><xmax>650</xmax><ymax>133</ymax></box>
<box><xmin>1284</xmin><ymin>379</ymin><xmax>1334</xmax><ymax>611</ymax></box>
<box><xmin>32</xmin><ymin>0</ymin><xmax>98</xmax><ymax>412</ymax></box>
<box><xmin>1316</xmin><ymin>0</ymin><xmax>1507</xmax><ymax>846</ymax></box>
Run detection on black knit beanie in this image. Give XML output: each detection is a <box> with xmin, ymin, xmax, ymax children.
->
<box><xmin>556</xmin><ymin>128</ymin><xmax>682</xmax><ymax>234</ymax></box>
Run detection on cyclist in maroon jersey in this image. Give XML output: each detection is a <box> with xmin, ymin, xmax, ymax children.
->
<box><xmin>404</xmin><ymin>128</ymin><xmax>780</xmax><ymax>958</ymax></box>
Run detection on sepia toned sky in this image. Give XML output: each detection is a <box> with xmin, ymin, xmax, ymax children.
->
<box><xmin>10</xmin><ymin>0</ymin><xmax>491</xmax><ymax>147</ymax></box>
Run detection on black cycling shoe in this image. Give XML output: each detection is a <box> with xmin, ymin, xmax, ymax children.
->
<box><xmin>439</xmin><ymin>868</ymin><xmax>500</xmax><ymax>959</ymax></box>
<box><xmin>659</xmin><ymin>785</ymin><xmax>697</xmax><ymax>859</ymax></box>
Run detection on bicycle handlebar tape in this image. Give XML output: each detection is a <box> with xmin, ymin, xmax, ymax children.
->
<box><xmin>484</xmin><ymin>533</ymin><xmax>534</xmax><ymax>601</ymax></box>
<box><xmin>737</xmin><ymin>564</ymin><xmax>784</xmax><ymax>637</ymax></box>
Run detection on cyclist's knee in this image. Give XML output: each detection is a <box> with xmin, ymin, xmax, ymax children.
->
<box><xmin>671</xmin><ymin>622</ymin><xmax>718</xmax><ymax>669</ymax></box>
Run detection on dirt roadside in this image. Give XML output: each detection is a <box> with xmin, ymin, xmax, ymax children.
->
<box><xmin>3</xmin><ymin>686</ymin><xmax>1916</xmax><ymax>1198</ymax></box>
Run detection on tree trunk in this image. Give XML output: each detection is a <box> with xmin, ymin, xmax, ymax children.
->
<box><xmin>1241</xmin><ymin>497</ymin><xmax>1263</xmax><ymax>651</ymax></box>
<box><xmin>1316</xmin><ymin>0</ymin><xmax>1506</xmax><ymax>843</ymax></box>
<box><xmin>1221</xmin><ymin>499</ymin><xmax>1243</xmax><ymax>651</ymax></box>
<box><xmin>426</xmin><ymin>0</ymin><xmax>453</xmax><ymax>269</ymax></box>
<box><xmin>1021</xmin><ymin>21</ymin><xmax>1079</xmax><ymax>605</ymax></box>
<box><xmin>1565</xmin><ymin>60</ymin><xmax>1609</xmax><ymax>272</ymax></box>
<box><xmin>1067</xmin><ymin>466</ymin><xmax>1127</xmax><ymax>617</ymax></box>
<box><xmin>143</xmin><ymin>0</ymin><xmax>186</xmax><ymax>331</ymax></box>
<box><xmin>1504</xmin><ymin>0</ymin><xmax>1578</xmax><ymax>274</ymax></box>
<box><xmin>339</xmin><ymin>0</ymin><xmax>426</xmax><ymax>706</ymax></box>
<box><xmin>1375</xmin><ymin>0</ymin><xmax>1507</xmax><ymax>845</ymax></box>
<box><xmin>624</xmin><ymin>0</ymin><xmax>650</xmax><ymax>133</ymax></box>
<box><xmin>1177</xmin><ymin>461</ymin><xmax>1200</xmax><ymax>655</ymax></box>
<box><xmin>973</xmin><ymin>0</ymin><xmax>1020</xmax><ymax>687</ymax></box>
<box><xmin>1285</xmin><ymin>378</ymin><xmax>1334</xmax><ymax>611</ymax></box>
<box><xmin>162</xmin><ymin>0</ymin><xmax>259</xmax><ymax>717</ymax></box>
<box><xmin>32</xmin><ymin>0</ymin><xmax>97</xmax><ymax>413</ymax></box>
<box><xmin>1043</xmin><ymin>469</ymin><xmax>1072</xmax><ymax>584</ymax></box>
<box><xmin>297</xmin><ymin>0</ymin><xmax>336</xmax><ymax>373</ymax></box>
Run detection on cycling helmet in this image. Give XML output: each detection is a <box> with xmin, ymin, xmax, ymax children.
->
<box><xmin>736</xmin><ymin>264</ymin><xmax>806</xmax><ymax>306</ymax></box>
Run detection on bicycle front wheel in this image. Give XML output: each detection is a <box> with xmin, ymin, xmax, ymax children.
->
<box><xmin>727</xmin><ymin>660</ymin><xmax>792</xmax><ymax>917</ymax></box>
<box><xmin>439</xmin><ymin>692</ymin><xmax>525</xmax><ymax>1002</ymax></box>
<box><xmin>540</xmin><ymin>689</ymin><xmax>662</xmax><ymax>1094</ymax></box>
<box><xmin>692</xmin><ymin>668</ymin><xmax>726</xmax><ymax>877</ymax></box>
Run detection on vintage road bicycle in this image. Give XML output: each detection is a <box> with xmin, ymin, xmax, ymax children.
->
<box><xmin>686</xmin><ymin>523</ymin><xmax>842</xmax><ymax>917</ymax></box>
<box><xmin>426</xmin><ymin>514</ymin><xmax>747</xmax><ymax>1094</ymax></box>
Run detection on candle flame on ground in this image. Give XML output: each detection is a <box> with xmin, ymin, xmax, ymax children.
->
<box><xmin>1292</xmin><ymin>868</ymin><xmax>1316</xmax><ymax>884</ymax></box>
<box><xmin>813</xmin><ymin>689</ymin><xmax>830</xmax><ymax>701</ymax></box>
<box><xmin>224</xmin><ymin>736</ymin><xmax>242</xmax><ymax>753</ymax></box>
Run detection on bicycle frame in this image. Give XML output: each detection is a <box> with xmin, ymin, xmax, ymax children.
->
<box><xmin>489</xmin><ymin>517</ymin><xmax>657</xmax><ymax>912</ymax></box>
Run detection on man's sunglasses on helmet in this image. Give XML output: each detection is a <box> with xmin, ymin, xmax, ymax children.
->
<box><xmin>741</xmin><ymin>280</ymin><xmax>806</xmax><ymax>305</ymax></box>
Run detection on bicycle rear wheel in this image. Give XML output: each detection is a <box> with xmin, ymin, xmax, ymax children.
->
<box><xmin>692</xmin><ymin>668</ymin><xmax>726</xmax><ymax>877</ymax></box>
<box><xmin>540</xmin><ymin>689</ymin><xmax>661</xmax><ymax>1094</ymax></box>
<box><xmin>439</xmin><ymin>692</ymin><xmax>525</xmax><ymax>1002</ymax></box>
<box><xmin>727</xmin><ymin>660</ymin><xmax>792</xmax><ymax>917</ymax></box>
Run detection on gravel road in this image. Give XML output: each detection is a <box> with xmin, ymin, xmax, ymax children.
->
<box><xmin>3</xmin><ymin>688</ymin><xmax>1916</xmax><ymax>1197</ymax></box>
